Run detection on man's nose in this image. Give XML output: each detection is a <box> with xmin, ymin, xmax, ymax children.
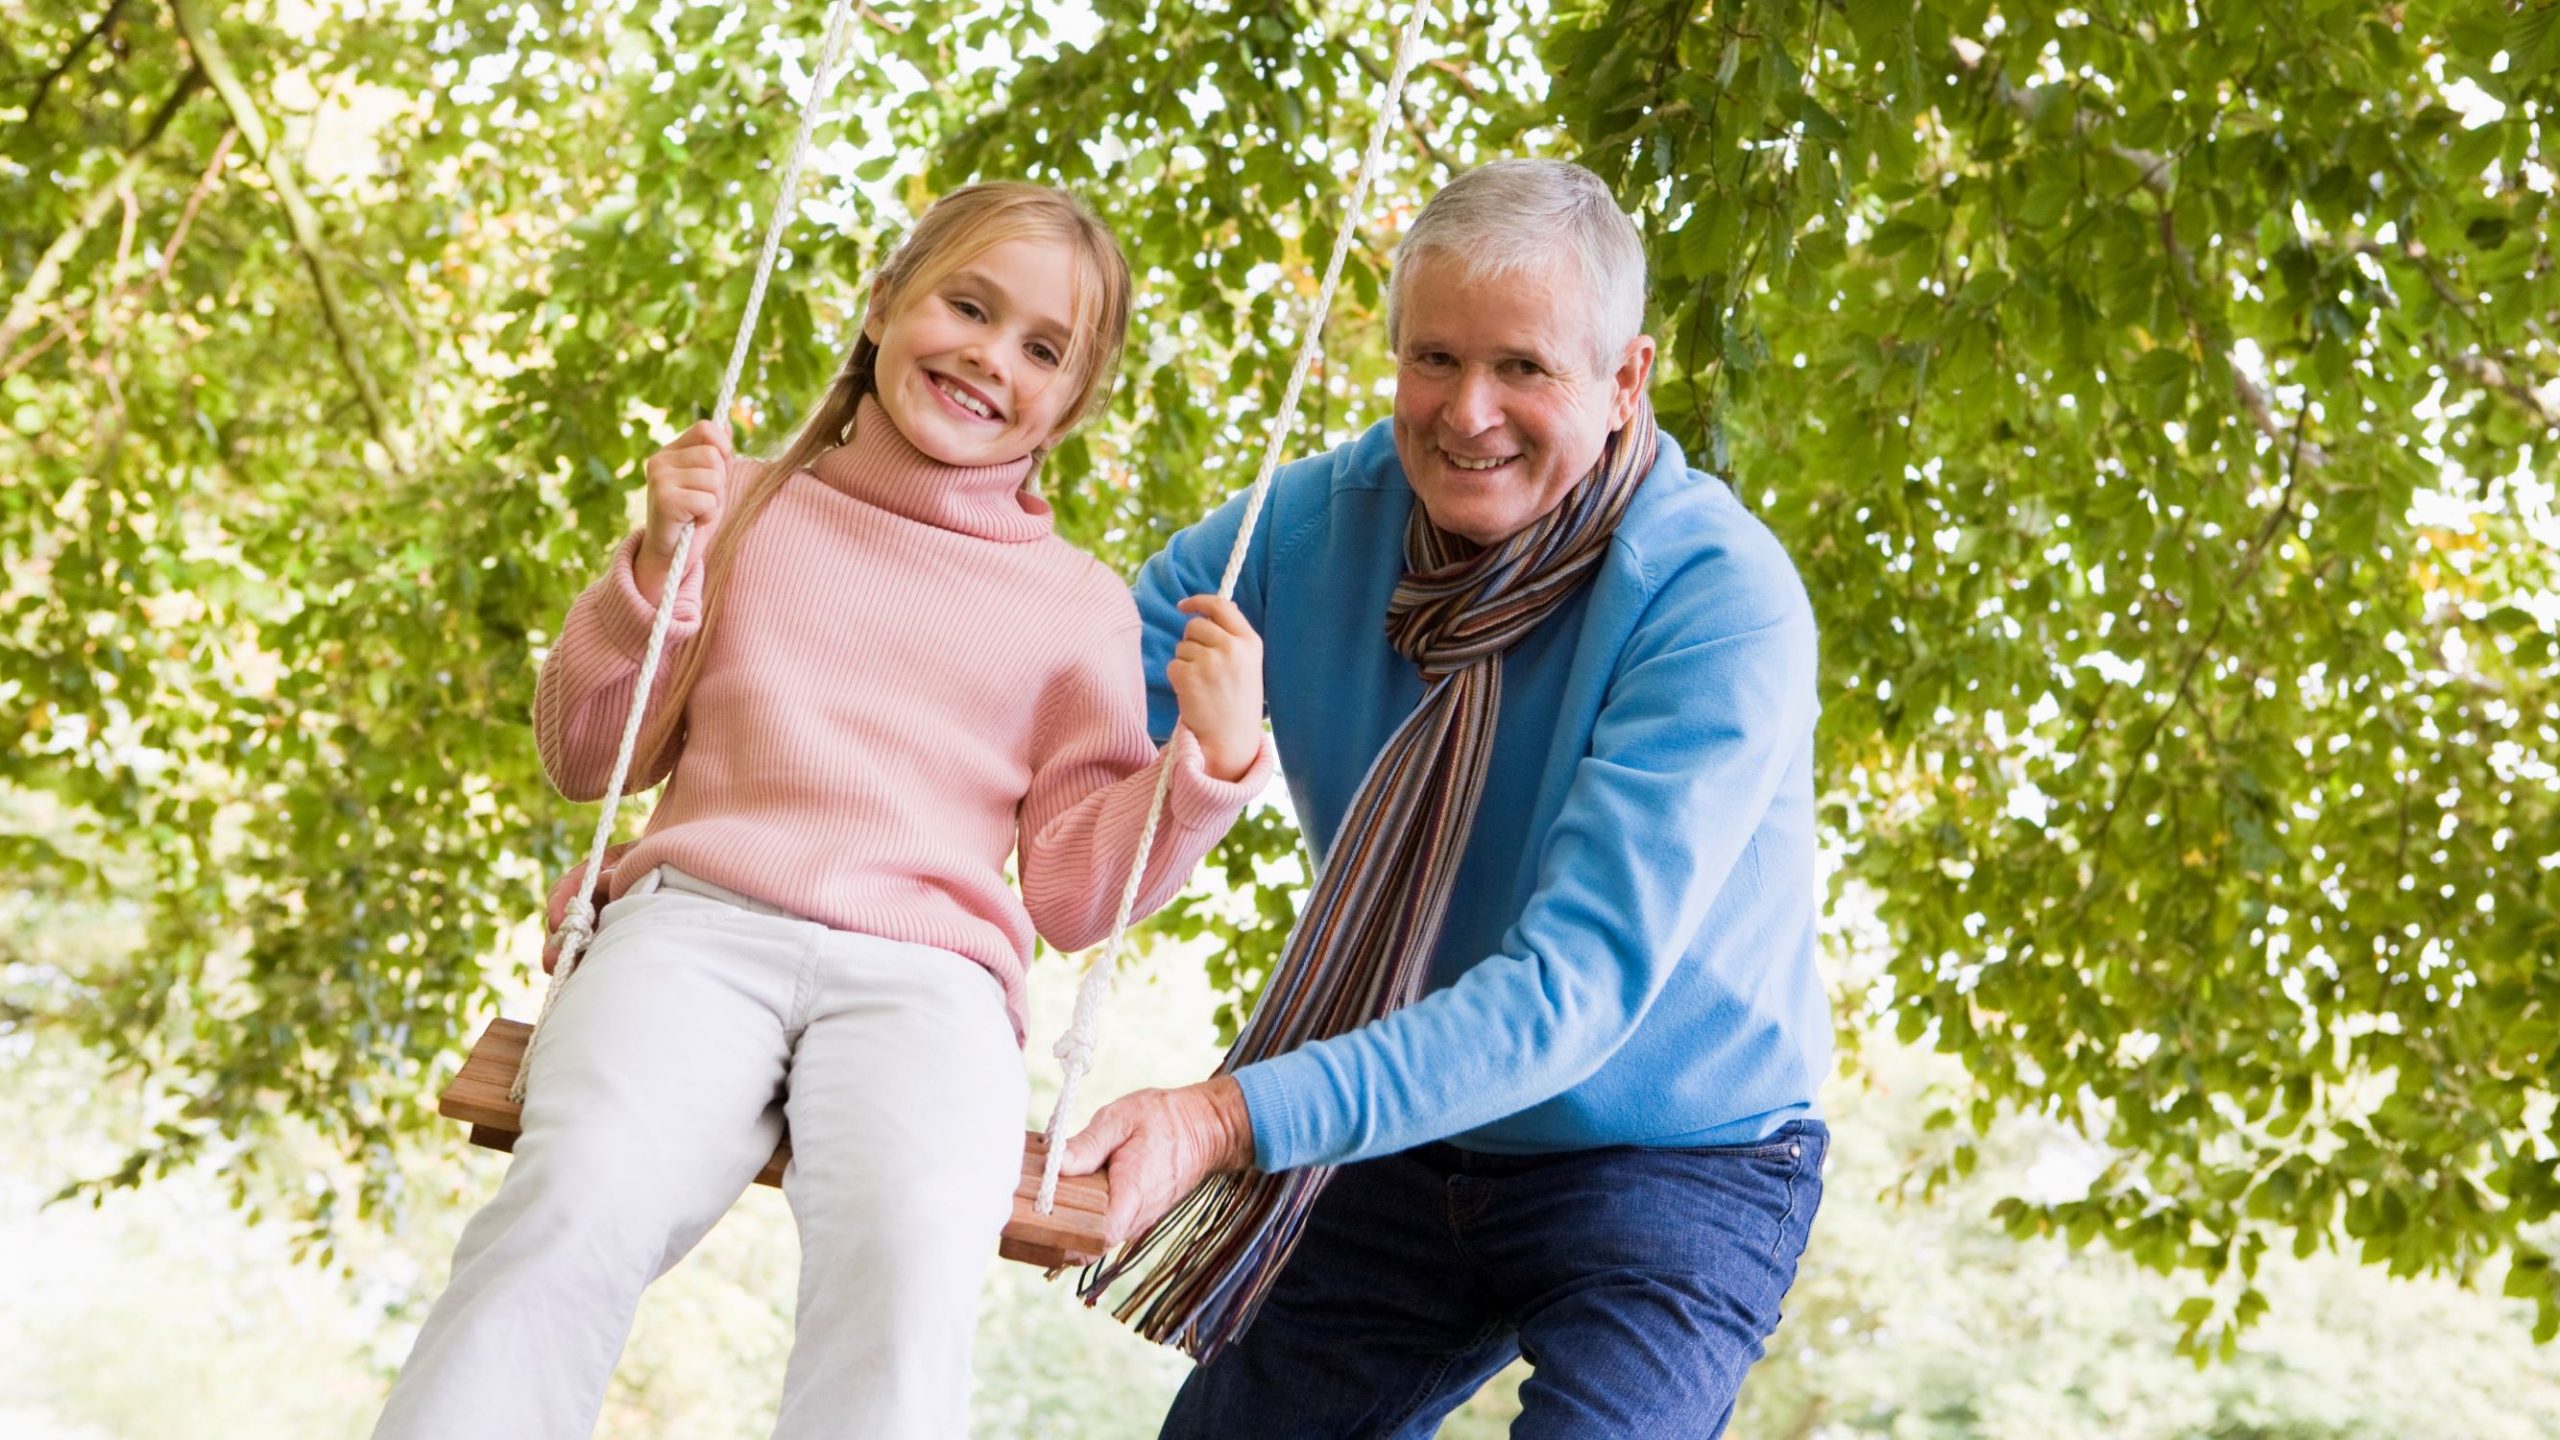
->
<box><xmin>1444</xmin><ymin>368</ymin><xmax>1501</xmax><ymax>433</ymax></box>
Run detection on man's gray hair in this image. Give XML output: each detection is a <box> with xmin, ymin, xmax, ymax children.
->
<box><xmin>1386</xmin><ymin>159</ymin><xmax>1649</xmax><ymax>370</ymax></box>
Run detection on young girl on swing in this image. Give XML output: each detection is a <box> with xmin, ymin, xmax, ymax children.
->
<box><xmin>375</xmin><ymin>183</ymin><xmax>1273</xmax><ymax>1440</ymax></box>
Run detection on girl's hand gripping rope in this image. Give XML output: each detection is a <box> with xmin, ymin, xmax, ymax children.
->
<box><xmin>1167</xmin><ymin>595</ymin><xmax>1265</xmax><ymax>782</ymax></box>
<box><xmin>637</xmin><ymin>418</ymin><xmax>734</xmax><ymax>604</ymax></box>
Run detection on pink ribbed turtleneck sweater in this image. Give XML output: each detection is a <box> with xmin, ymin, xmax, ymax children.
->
<box><xmin>534</xmin><ymin>397</ymin><xmax>1274</xmax><ymax>1040</ymax></box>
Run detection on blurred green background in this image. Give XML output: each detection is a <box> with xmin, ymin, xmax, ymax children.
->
<box><xmin>7</xmin><ymin>0</ymin><xmax>2557</xmax><ymax>1431</ymax></box>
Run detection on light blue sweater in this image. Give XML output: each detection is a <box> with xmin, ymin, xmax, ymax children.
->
<box><xmin>1134</xmin><ymin>420</ymin><xmax>1829</xmax><ymax>1172</ymax></box>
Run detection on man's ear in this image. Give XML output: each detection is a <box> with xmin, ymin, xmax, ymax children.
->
<box><xmin>1609</xmin><ymin>334</ymin><xmax>1658</xmax><ymax>429</ymax></box>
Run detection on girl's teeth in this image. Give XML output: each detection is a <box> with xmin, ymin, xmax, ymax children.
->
<box><xmin>936</xmin><ymin>377</ymin><xmax>992</xmax><ymax>418</ymax></box>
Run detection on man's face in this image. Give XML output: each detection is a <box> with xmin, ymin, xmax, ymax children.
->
<box><xmin>1390</xmin><ymin>255</ymin><xmax>1655</xmax><ymax>547</ymax></box>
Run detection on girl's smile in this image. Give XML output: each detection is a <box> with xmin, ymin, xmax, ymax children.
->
<box><xmin>925</xmin><ymin>371</ymin><xmax>1004</xmax><ymax>422</ymax></box>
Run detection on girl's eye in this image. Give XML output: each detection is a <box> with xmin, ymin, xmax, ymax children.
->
<box><xmin>1028</xmin><ymin>341</ymin><xmax>1061</xmax><ymax>367</ymax></box>
<box><xmin>949</xmin><ymin>297</ymin><xmax>985</xmax><ymax>321</ymax></box>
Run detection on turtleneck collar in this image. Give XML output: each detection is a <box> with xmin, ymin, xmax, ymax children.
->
<box><xmin>810</xmin><ymin>394</ymin><xmax>1052</xmax><ymax>542</ymax></box>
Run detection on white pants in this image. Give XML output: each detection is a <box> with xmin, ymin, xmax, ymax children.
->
<box><xmin>375</xmin><ymin>868</ymin><xmax>1028</xmax><ymax>1440</ymax></box>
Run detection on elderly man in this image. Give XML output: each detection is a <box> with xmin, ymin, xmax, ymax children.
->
<box><xmin>1060</xmin><ymin>158</ymin><xmax>1830</xmax><ymax>1437</ymax></box>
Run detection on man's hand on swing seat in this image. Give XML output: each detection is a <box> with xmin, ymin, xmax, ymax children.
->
<box><xmin>1058</xmin><ymin>1075</ymin><xmax>1256</xmax><ymax>1247</ymax></box>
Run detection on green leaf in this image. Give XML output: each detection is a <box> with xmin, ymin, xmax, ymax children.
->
<box><xmin>2509</xmin><ymin>2</ymin><xmax>2560</xmax><ymax>78</ymax></box>
<box><xmin>1843</xmin><ymin>0</ymin><xmax>1917</xmax><ymax>58</ymax></box>
<box><xmin>1798</xmin><ymin>95</ymin><xmax>1850</xmax><ymax>143</ymax></box>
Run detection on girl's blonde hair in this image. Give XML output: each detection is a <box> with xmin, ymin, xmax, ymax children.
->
<box><xmin>636</xmin><ymin>182</ymin><xmax>1133</xmax><ymax>771</ymax></box>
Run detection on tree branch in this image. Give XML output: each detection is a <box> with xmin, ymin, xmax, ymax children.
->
<box><xmin>1424</xmin><ymin>56</ymin><xmax>1487</xmax><ymax>105</ymax></box>
<box><xmin>1350</xmin><ymin>40</ymin><xmax>1452</xmax><ymax>173</ymax></box>
<box><xmin>2</xmin><ymin>127</ymin><xmax>235</xmax><ymax>383</ymax></box>
<box><xmin>1951</xmin><ymin>37</ymin><xmax>2325</xmax><ymax>469</ymax></box>
<box><xmin>1949</xmin><ymin>36</ymin><xmax>2174</xmax><ymax>199</ymax></box>
<box><xmin>2065</xmin><ymin>420</ymin><xmax>2310</xmax><ymax>919</ymax></box>
<box><xmin>2344</xmin><ymin>234</ymin><xmax>2475</xmax><ymax>319</ymax></box>
<box><xmin>169</xmin><ymin>0</ymin><xmax>410</xmax><ymax>474</ymax></box>
<box><xmin>2446</xmin><ymin>351</ymin><xmax>2560</xmax><ymax>429</ymax></box>
<box><xmin>2316</xmin><ymin>231</ymin><xmax>2554</xmax><ymax>431</ymax></box>
<box><xmin>0</xmin><ymin>60</ymin><xmax>202</xmax><ymax>359</ymax></box>
<box><xmin>2168</xmin><ymin>208</ymin><xmax>2330</xmax><ymax>469</ymax></box>
<box><xmin>20</xmin><ymin>0</ymin><xmax>130</xmax><ymax>129</ymax></box>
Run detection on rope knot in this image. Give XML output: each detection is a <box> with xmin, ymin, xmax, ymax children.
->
<box><xmin>562</xmin><ymin>893</ymin><xmax>598</xmax><ymax>944</ymax></box>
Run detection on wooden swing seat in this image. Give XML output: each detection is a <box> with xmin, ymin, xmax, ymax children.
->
<box><xmin>438</xmin><ymin>1018</ymin><xmax>1110</xmax><ymax>1270</ymax></box>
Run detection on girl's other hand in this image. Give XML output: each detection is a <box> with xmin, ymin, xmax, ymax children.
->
<box><xmin>1167</xmin><ymin>595</ymin><xmax>1264</xmax><ymax>782</ymax></box>
<box><xmin>638</xmin><ymin>418</ymin><xmax>732</xmax><ymax>602</ymax></box>
<box><xmin>540</xmin><ymin>840</ymin><xmax>633</xmax><ymax>974</ymax></box>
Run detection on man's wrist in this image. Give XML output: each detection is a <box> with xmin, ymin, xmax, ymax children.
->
<box><xmin>1199</xmin><ymin>1074</ymin><xmax>1255</xmax><ymax>1171</ymax></box>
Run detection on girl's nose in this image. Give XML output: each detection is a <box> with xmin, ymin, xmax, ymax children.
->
<box><xmin>962</xmin><ymin>337</ymin><xmax>1006</xmax><ymax>386</ymax></box>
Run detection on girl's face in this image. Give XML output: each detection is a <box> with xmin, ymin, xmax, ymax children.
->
<box><xmin>865</xmin><ymin>235</ymin><xmax>1087</xmax><ymax>469</ymax></box>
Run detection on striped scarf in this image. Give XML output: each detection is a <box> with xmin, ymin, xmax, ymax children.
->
<box><xmin>1081</xmin><ymin>400</ymin><xmax>1659</xmax><ymax>1359</ymax></box>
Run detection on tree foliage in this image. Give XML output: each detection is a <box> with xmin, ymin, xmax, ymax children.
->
<box><xmin>4</xmin><ymin>0</ymin><xmax>2556</xmax><ymax>1347</ymax></box>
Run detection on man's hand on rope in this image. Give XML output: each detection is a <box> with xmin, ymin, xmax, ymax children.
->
<box><xmin>1167</xmin><ymin>595</ymin><xmax>1266</xmax><ymax>782</ymax></box>
<box><xmin>637</xmin><ymin>418</ymin><xmax>733</xmax><ymax>603</ymax></box>
<box><xmin>541</xmin><ymin>840</ymin><xmax>636</xmax><ymax>974</ymax></box>
<box><xmin>1058</xmin><ymin>1076</ymin><xmax>1255</xmax><ymax>1247</ymax></box>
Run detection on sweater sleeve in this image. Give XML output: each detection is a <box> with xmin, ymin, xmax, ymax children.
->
<box><xmin>1018</xmin><ymin>612</ymin><xmax>1276</xmax><ymax>952</ymax></box>
<box><xmin>1230</xmin><ymin>547</ymin><xmax>1821</xmax><ymax>1171</ymax></box>
<box><xmin>532</xmin><ymin>530</ymin><xmax>706</xmax><ymax>801</ymax></box>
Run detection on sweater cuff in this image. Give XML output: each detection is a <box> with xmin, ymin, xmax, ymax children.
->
<box><xmin>595</xmin><ymin>531</ymin><xmax>706</xmax><ymax>661</ymax></box>
<box><xmin>1161</xmin><ymin>726</ymin><xmax>1277</xmax><ymax>829</ymax></box>
<box><xmin>1232</xmin><ymin>1056</ymin><xmax>1319</xmax><ymax>1173</ymax></box>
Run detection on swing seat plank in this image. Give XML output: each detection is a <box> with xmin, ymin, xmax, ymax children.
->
<box><xmin>439</xmin><ymin>1018</ymin><xmax>1110</xmax><ymax>1270</ymax></box>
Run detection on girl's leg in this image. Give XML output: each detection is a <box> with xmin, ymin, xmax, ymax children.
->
<box><xmin>771</xmin><ymin>935</ymin><xmax>1025</xmax><ymax>1440</ymax></box>
<box><xmin>374</xmin><ymin>875</ymin><xmax>806</xmax><ymax>1440</ymax></box>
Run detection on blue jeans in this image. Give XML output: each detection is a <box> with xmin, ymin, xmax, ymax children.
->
<box><xmin>1159</xmin><ymin>1121</ymin><xmax>1826</xmax><ymax>1440</ymax></box>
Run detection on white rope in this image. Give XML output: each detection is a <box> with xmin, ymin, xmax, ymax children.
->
<box><xmin>514</xmin><ymin>0</ymin><xmax>864</xmax><ymax>1104</ymax></box>
<box><xmin>713</xmin><ymin>0</ymin><xmax>863</xmax><ymax>426</ymax></box>
<box><xmin>1036</xmin><ymin>0</ymin><xmax>1437</xmax><ymax>1211</ymax></box>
